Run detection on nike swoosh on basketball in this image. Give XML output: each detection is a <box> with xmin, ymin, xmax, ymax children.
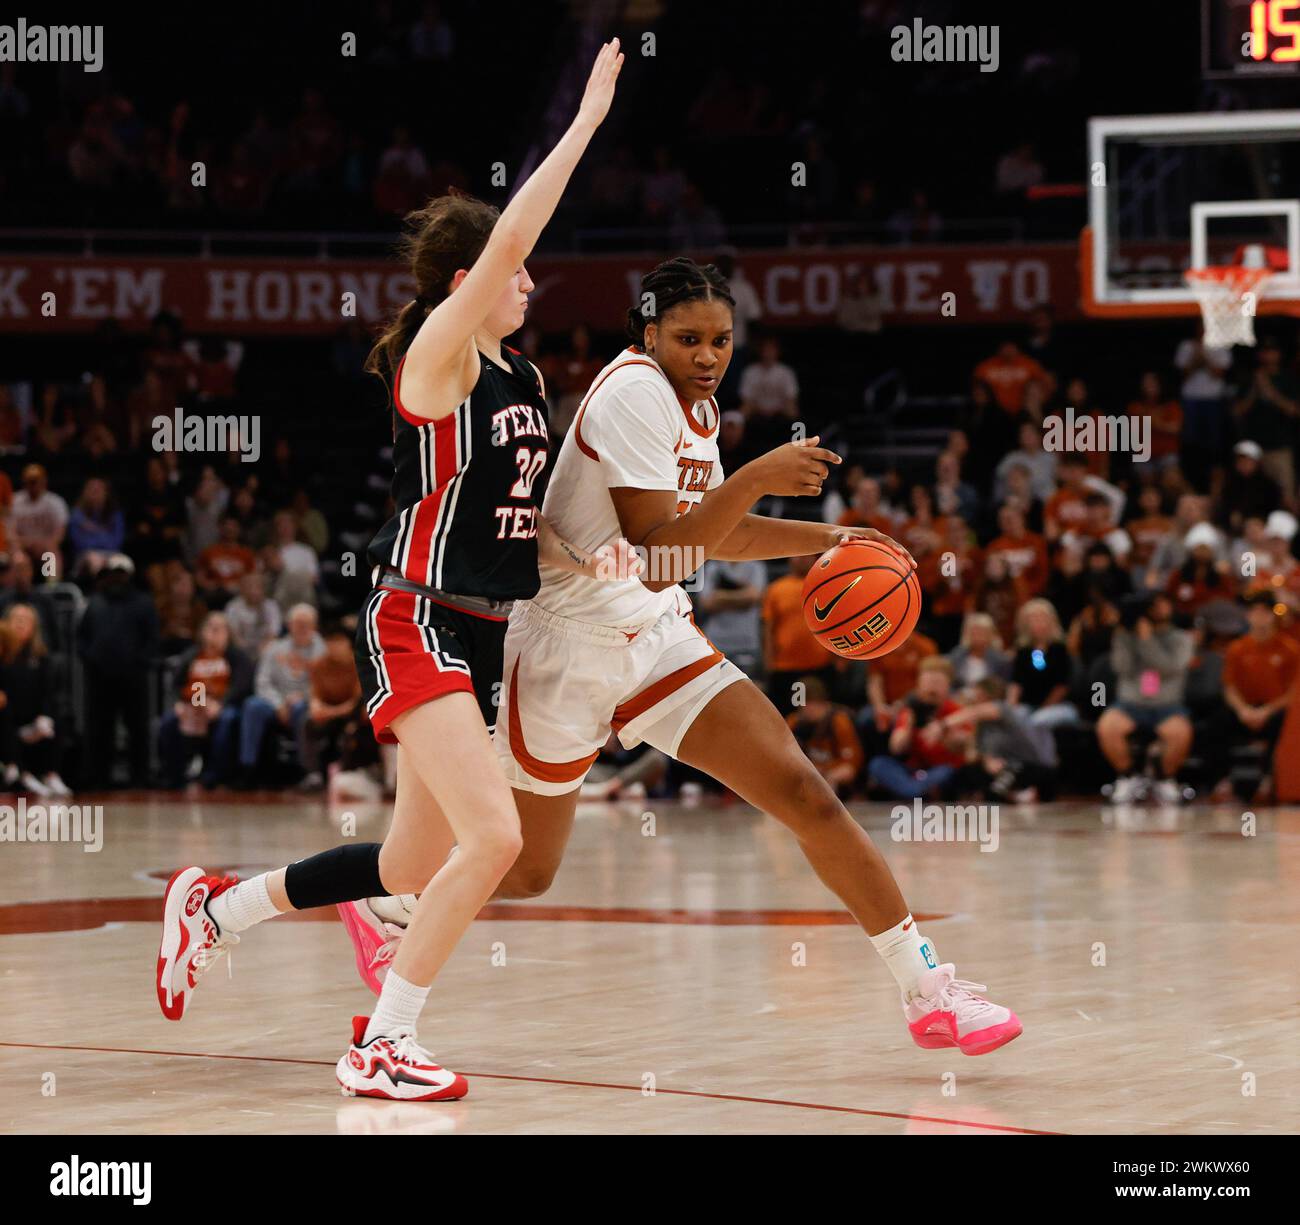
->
<box><xmin>813</xmin><ymin>575</ymin><xmax>862</xmax><ymax>621</ymax></box>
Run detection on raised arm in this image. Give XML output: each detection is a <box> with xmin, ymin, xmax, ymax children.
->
<box><xmin>402</xmin><ymin>40</ymin><xmax>623</xmax><ymax>413</ymax></box>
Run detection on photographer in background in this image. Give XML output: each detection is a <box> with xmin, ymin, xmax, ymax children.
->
<box><xmin>1096</xmin><ymin>591</ymin><xmax>1194</xmax><ymax>804</ymax></box>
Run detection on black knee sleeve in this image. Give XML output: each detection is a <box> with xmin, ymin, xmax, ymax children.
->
<box><xmin>284</xmin><ymin>842</ymin><xmax>388</xmax><ymax>910</ymax></box>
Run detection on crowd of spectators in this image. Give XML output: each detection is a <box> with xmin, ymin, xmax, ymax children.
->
<box><xmin>660</xmin><ymin>318</ymin><xmax>1300</xmax><ymax>807</ymax></box>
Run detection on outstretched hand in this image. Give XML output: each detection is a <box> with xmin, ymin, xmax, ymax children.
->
<box><xmin>577</xmin><ymin>38</ymin><xmax>624</xmax><ymax>130</ymax></box>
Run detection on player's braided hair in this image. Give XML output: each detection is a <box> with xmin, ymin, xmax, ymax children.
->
<box><xmin>625</xmin><ymin>256</ymin><xmax>735</xmax><ymax>347</ymax></box>
<box><xmin>365</xmin><ymin>190</ymin><xmax>501</xmax><ymax>382</ymax></box>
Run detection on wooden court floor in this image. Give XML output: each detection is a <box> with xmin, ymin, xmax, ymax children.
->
<box><xmin>2</xmin><ymin>794</ymin><xmax>1297</xmax><ymax>1135</ymax></box>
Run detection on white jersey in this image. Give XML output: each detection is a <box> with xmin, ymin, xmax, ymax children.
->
<box><xmin>536</xmin><ymin>347</ymin><xmax>723</xmax><ymax>628</ymax></box>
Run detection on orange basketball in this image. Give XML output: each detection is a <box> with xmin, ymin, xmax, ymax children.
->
<box><xmin>801</xmin><ymin>540</ymin><xmax>922</xmax><ymax>660</ymax></box>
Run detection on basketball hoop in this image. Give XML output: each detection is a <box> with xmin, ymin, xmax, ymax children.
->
<box><xmin>1185</xmin><ymin>245</ymin><xmax>1287</xmax><ymax>347</ymax></box>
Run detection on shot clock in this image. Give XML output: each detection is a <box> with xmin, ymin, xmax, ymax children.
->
<box><xmin>1204</xmin><ymin>0</ymin><xmax>1300</xmax><ymax>75</ymax></box>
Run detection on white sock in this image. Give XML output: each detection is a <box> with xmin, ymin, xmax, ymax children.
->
<box><xmin>369</xmin><ymin>894</ymin><xmax>417</xmax><ymax>925</ymax></box>
<box><xmin>206</xmin><ymin>873</ymin><xmax>281</xmax><ymax>934</ymax></box>
<box><xmin>364</xmin><ymin>971</ymin><xmax>430</xmax><ymax>1043</ymax></box>
<box><xmin>869</xmin><ymin>914</ymin><xmax>938</xmax><ymax>1001</ymax></box>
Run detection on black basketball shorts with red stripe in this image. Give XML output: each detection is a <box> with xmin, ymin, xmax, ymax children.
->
<box><xmin>354</xmin><ymin>585</ymin><xmax>505</xmax><ymax>744</ymax></box>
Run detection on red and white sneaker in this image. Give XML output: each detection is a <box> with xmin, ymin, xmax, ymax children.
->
<box><xmin>156</xmin><ymin>866</ymin><xmax>240</xmax><ymax>1020</ymax></box>
<box><xmin>336</xmin><ymin>1016</ymin><xmax>467</xmax><ymax>1101</ymax></box>
<box><xmin>904</xmin><ymin>964</ymin><xmax>1022</xmax><ymax>1056</ymax></box>
<box><xmin>337</xmin><ymin>897</ymin><xmax>406</xmax><ymax>996</ymax></box>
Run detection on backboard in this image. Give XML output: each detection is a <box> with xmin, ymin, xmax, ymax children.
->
<box><xmin>1081</xmin><ymin>109</ymin><xmax>1300</xmax><ymax>319</ymax></box>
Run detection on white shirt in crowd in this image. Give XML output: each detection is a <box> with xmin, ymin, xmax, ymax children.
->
<box><xmin>739</xmin><ymin>360</ymin><xmax>799</xmax><ymax>416</ymax></box>
<box><xmin>11</xmin><ymin>489</ymin><xmax>69</xmax><ymax>545</ymax></box>
<box><xmin>1175</xmin><ymin>338</ymin><xmax>1232</xmax><ymax>401</ymax></box>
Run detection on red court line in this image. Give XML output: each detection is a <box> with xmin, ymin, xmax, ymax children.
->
<box><xmin>0</xmin><ymin>1040</ymin><xmax>1061</xmax><ymax>1134</ymax></box>
<box><xmin>0</xmin><ymin>897</ymin><xmax>950</xmax><ymax>934</ymax></box>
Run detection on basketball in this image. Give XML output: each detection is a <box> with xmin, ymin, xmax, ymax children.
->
<box><xmin>801</xmin><ymin>541</ymin><xmax>922</xmax><ymax>660</ymax></box>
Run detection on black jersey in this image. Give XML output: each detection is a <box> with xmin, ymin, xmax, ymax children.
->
<box><xmin>368</xmin><ymin>345</ymin><xmax>551</xmax><ymax>599</ymax></box>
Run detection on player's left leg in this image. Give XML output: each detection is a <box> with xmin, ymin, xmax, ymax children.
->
<box><xmin>668</xmin><ymin>677</ymin><xmax>1021</xmax><ymax>1056</ymax></box>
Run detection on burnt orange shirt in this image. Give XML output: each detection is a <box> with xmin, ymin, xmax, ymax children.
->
<box><xmin>199</xmin><ymin>543</ymin><xmax>257</xmax><ymax>585</ymax></box>
<box><xmin>1045</xmin><ymin>488</ymin><xmax>1089</xmax><ymax>537</ymax></box>
<box><xmin>311</xmin><ymin>655</ymin><xmax>362</xmax><ymax>707</ymax></box>
<box><xmin>1223</xmin><ymin>632</ymin><xmax>1300</xmax><ymax>706</ymax></box>
<box><xmin>763</xmin><ymin>574</ymin><xmax>833</xmax><ymax>672</ymax></box>
<box><xmin>973</xmin><ymin>354</ymin><xmax>1049</xmax><ymax>415</ymax></box>
<box><xmin>786</xmin><ymin>707</ymin><xmax>864</xmax><ymax>776</ymax></box>
<box><xmin>868</xmin><ymin>632</ymin><xmax>939</xmax><ymax>704</ymax></box>
<box><xmin>1128</xmin><ymin>515</ymin><xmax>1173</xmax><ymax>568</ymax></box>
<box><xmin>985</xmin><ymin>532</ymin><xmax>1048</xmax><ymax>595</ymax></box>
<box><xmin>182</xmin><ymin>650</ymin><xmax>231</xmax><ymax>703</ymax></box>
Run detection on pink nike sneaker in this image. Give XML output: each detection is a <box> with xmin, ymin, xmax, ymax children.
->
<box><xmin>904</xmin><ymin>964</ymin><xmax>1022</xmax><ymax>1056</ymax></box>
<box><xmin>156</xmin><ymin>866</ymin><xmax>240</xmax><ymax>1020</ymax></box>
<box><xmin>336</xmin><ymin>1016</ymin><xmax>467</xmax><ymax>1101</ymax></box>
<box><xmin>337</xmin><ymin>898</ymin><xmax>404</xmax><ymax>996</ymax></box>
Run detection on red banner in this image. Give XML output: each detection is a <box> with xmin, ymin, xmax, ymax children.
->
<box><xmin>0</xmin><ymin>244</ymin><xmax>1088</xmax><ymax>335</ymax></box>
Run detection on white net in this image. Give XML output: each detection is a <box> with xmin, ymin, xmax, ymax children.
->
<box><xmin>1185</xmin><ymin>265</ymin><xmax>1274</xmax><ymax>348</ymax></box>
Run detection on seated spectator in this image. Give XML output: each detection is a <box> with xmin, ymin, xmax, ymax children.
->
<box><xmin>1082</xmin><ymin>541</ymin><xmax>1131</xmax><ymax>603</ymax></box>
<box><xmin>224</xmin><ymin>568</ymin><xmax>283</xmax><ymax>659</ymax></box>
<box><xmin>947</xmin><ymin>612</ymin><xmax>1012</xmax><ymax>697</ymax></box>
<box><xmin>1221</xmin><ymin>441</ymin><xmax>1280</xmax><ymax>534</ymax></box>
<box><xmin>867</xmin><ymin>658</ymin><xmax>968</xmax><ymax>799</ymax></box>
<box><xmin>237</xmin><ymin>603</ymin><xmax>325</xmax><ymax>785</ymax></box>
<box><xmin>1165</xmin><ymin>525</ymin><xmax>1236</xmax><ymax>617</ymax></box>
<box><xmin>129</xmin><ymin>455</ymin><xmax>186</xmax><ymax>572</ymax></box>
<box><xmin>1126</xmin><ymin>485</ymin><xmax>1173</xmax><ymax>581</ymax></box>
<box><xmin>0</xmin><ymin>603</ymin><xmax>70</xmax><ymax>796</ymax></box>
<box><xmin>156</xmin><ymin>563</ymin><xmax>208</xmax><ymax>657</ymax></box>
<box><xmin>1212</xmin><ymin>592</ymin><xmax>1300</xmax><ymax>800</ymax></box>
<box><xmin>67</xmin><ymin>476</ymin><xmax>125</xmax><ymax>578</ymax></box>
<box><xmin>1043</xmin><ymin>454</ymin><xmax>1092</xmax><ymax>544</ymax></box>
<box><xmin>1007</xmin><ymin>598</ymin><xmax>1077</xmax><ymax>729</ymax></box>
<box><xmin>937</xmin><ymin>676</ymin><xmax>1057</xmax><ymax>802</ymax></box>
<box><xmin>157</xmin><ymin>611</ymin><xmax>252</xmax><ymax>789</ymax></box>
<box><xmin>918</xmin><ymin>516</ymin><xmax>976</xmax><ymax>651</ymax></box>
<box><xmin>837</xmin><ymin>476</ymin><xmax>899</xmax><ymax>535</ymax></box>
<box><xmin>1067</xmin><ymin>583</ymin><xmax>1122</xmax><ymax>670</ymax></box>
<box><xmin>1232</xmin><ymin>338</ymin><xmax>1299</xmax><ymax>501</ymax></box>
<box><xmin>183</xmin><ymin>467</ymin><xmax>230</xmax><ymax>563</ymax></box>
<box><xmin>1128</xmin><ymin>371</ymin><xmax>1183</xmax><ymax>469</ymax></box>
<box><xmin>11</xmin><ymin>463</ymin><xmax>68</xmax><ymax>576</ymax></box>
<box><xmin>197</xmin><ymin>515</ymin><xmax>258</xmax><ymax>609</ymax></box>
<box><xmin>787</xmin><ymin>674</ymin><xmax>863</xmax><ymax>797</ymax></box>
<box><xmin>985</xmin><ymin>502</ymin><xmax>1048</xmax><ymax>596</ymax></box>
<box><xmin>1061</xmin><ymin>493</ymin><xmax>1132</xmax><ymax>565</ymax></box>
<box><xmin>694</xmin><ymin>558</ymin><xmax>766</xmax><ymax>677</ymax></box>
<box><xmin>0</xmin><ymin>550</ymin><xmax>60</xmax><ymax>648</ymax></box>
<box><xmin>298</xmin><ymin>627</ymin><xmax>363</xmax><ymax>790</ymax></box>
<box><xmin>993</xmin><ymin>421</ymin><xmax>1057</xmax><ymax>507</ymax></box>
<box><xmin>861</xmin><ymin>624</ymin><xmax>940</xmax><ymax>749</ymax></box>
<box><xmin>975</xmin><ymin>551</ymin><xmax>1025</xmax><ymax>647</ymax></box>
<box><xmin>973</xmin><ymin>341</ymin><xmax>1053</xmax><ymax>420</ymax></box>
<box><xmin>932</xmin><ymin>450</ymin><xmax>979</xmax><ymax>524</ymax></box>
<box><xmin>762</xmin><ymin>554</ymin><xmax>833</xmax><ymax>714</ymax></box>
<box><xmin>290</xmin><ymin>488</ymin><xmax>329</xmax><ymax>555</ymax></box>
<box><xmin>263</xmin><ymin>509</ymin><xmax>320</xmax><ymax>611</ymax></box>
<box><xmin>1096</xmin><ymin>592</ymin><xmax>1194</xmax><ymax>804</ymax></box>
<box><xmin>1146</xmin><ymin>495</ymin><xmax>1225</xmax><ymax>589</ymax></box>
<box><xmin>738</xmin><ymin>335</ymin><xmax>798</xmax><ymax>452</ymax></box>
